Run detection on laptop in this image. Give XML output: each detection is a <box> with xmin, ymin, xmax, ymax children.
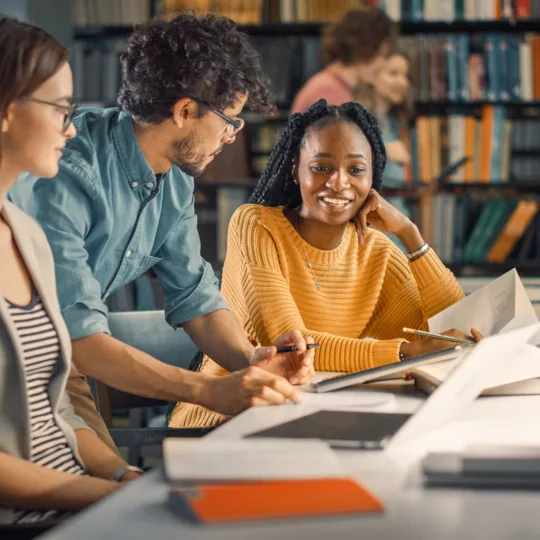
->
<box><xmin>249</xmin><ymin>324</ymin><xmax>540</xmax><ymax>451</ymax></box>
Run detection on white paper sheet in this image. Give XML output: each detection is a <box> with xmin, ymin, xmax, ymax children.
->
<box><xmin>163</xmin><ymin>438</ymin><xmax>342</xmax><ymax>482</ymax></box>
<box><xmin>298</xmin><ymin>389</ymin><xmax>395</xmax><ymax>410</ymax></box>
<box><xmin>429</xmin><ymin>269</ymin><xmax>539</xmax><ymax>338</ymax></box>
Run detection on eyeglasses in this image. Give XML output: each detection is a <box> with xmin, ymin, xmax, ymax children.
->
<box><xmin>18</xmin><ymin>96</ymin><xmax>78</xmax><ymax>131</ymax></box>
<box><xmin>194</xmin><ymin>99</ymin><xmax>244</xmax><ymax>138</ymax></box>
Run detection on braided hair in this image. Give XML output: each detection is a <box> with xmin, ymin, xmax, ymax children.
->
<box><xmin>250</xmin><ymin>99</ymin><xmax>387</xmax><ymax>208</ymax></box>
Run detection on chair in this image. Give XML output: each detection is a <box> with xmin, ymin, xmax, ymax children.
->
<box><xmin>88</xmin><ymin>379</ymin><xmax>214</xmax><ymax>467</ymax></box>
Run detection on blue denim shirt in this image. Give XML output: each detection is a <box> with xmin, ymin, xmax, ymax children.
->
<box><xmin>10</xmin><ymin>107</ymin><xmax>227</xmax><ymax>340</ymax></box>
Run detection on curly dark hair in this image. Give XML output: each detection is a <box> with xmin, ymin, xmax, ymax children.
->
<box><xmin>118</xmin><ymin>12</ymin><xmax>272</xmax><ymax>123</ymax></box>
<box><xmin>322</xmin><ymin>8</ymin><xmax>395</xmax><ymax>66</ymax></box>
<box><xmin>250</xmin><ymin>99</ymin><xmax>386</xmax><ymax>208</ymax></box>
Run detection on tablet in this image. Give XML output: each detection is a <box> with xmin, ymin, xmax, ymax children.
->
<box><xmin>312</xmin><ymin>346</ymin><xmax>466</xmax><ymax>393</ymax></box>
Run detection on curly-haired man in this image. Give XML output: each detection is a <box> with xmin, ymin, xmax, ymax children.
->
<box><xmin>10</xmin><ymin>13</ymin><xmax>314</xmax><ymax>460</ymax></box>
<box><xmin>291</xmin><ymin>7</ymin><xmax>395</xmax><ymax>114</ymax></box>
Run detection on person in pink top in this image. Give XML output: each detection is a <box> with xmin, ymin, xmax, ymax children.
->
<box><xmin>291</xmin><ymin>7</ymin><xmax>395</xmax><ymax>114</ymax></box>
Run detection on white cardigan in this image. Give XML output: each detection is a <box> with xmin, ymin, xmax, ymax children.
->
<box><xmin>0</xmin><ymin>201</ymin><xmax>90</xmax><ymax>525</ymax></box>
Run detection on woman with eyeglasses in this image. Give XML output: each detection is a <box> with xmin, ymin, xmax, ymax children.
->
<box><xmin>0</xmin><ymin>18</ymin><xmax>138</xmax><ymax>528</ymax></box>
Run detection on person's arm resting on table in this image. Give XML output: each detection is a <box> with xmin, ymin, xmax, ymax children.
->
<box><xmin>26</xmin><ymin>165</ymin><xmax>309</xmax><ymax>415</ymax></box>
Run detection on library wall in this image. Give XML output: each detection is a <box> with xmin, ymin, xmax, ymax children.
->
<box><xmin>47</xmin><ymin>0</ymin><xmax>540</xmax><ymax>276</ymax></box>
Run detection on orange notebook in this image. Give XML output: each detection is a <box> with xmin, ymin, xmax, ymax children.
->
<box><xmin>168</xmin><ymin>478</ymin><xmax>384</xmax><ymax>523</ymax></box>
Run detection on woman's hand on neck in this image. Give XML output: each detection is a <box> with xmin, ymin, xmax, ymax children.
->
<box><xmin>292</xmin><ymin>207</ymin><xmax>347</xmax><ymax>251</ymax></box>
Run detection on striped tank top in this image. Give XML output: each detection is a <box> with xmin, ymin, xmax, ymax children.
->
<box><xmin>7</xmin><ymin>291</ymin><xmax>86</xmax><ymax>524</ymax></box>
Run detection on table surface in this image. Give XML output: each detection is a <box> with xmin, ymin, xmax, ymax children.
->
<box><xmin>42</xmin><ymin>379</ymin><xmax>540</xmax><ymax>540</ymax></box>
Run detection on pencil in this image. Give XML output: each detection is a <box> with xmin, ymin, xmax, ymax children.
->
<box><xmin>402</xmin><ymin>328</ymin><xmax>475</xmax><ymax>345</ymax></box>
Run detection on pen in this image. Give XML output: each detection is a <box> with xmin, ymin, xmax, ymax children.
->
<box><xmin>403</xmin><ymin>328</ymin><xmax>475</xmax><ymax>345</ymax></box>
<box><xmin>276</xmin><ymin>343</ymin><xmax>322</xmax><ymax>353</ymax></box>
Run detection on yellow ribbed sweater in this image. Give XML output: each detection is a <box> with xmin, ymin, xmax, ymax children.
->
<box><xmin>169</xmin><ymin>204</ymin><xmax>464</xmax><ymax>428</ymax></box>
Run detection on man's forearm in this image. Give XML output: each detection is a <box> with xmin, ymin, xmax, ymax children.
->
<box><xmin>183</xmin><ymin>310</ymin><xmax>255</xmax><ymax>372</ymax></box>
<box><xmin>71</xmin><ymin>333</ymin><xmax>206</xmax><ymax>403</ymax></box>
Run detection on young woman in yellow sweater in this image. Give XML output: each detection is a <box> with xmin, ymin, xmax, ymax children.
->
<box><xmin>170</xmin><ymin>99</ymin><xmax>477</xmax><ymax>428</ymax></box>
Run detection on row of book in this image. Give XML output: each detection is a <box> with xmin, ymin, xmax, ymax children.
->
<box><xmin>408</xmin><ymin>108</ymin><xmax>540</xmax><ymax>184</ymax></box>
<box><xmin>73</xmin><ymin>0</ymin><xmax>151</xmax><ymax>26</ymax></box>
<box><xmin>376</xmin><ymin>0</ymin><xmax>540</xmax><ymax>21</ymax></box>
<box><xmin>163</xmin><ymin>0</ymin><xmax>263</xmax><ymax>23</ymax></box>
<box><xmin>164</xmin><ymin>0</ymin><xmax>540</xmax><ymax>23</ymax></box>
<box><xmin>71</xmin><ymin>40</ymin><xmax>125</xmax><ymax>104</ymax></box>
<box><xmin>402</xmin><ymin>33</ymin><xmax>540</xmax><ymax>103</ymax></box>
<box><xmin>421</xmin><ymin>194</ymin><xmax>540</xmax><ymax>264</ymax></box>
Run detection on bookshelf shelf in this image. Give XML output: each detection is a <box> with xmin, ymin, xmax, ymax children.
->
<box><xmin>399</xmin><ymin>19</ymin><xmax>540</xmax><ymax>34</ymax></box>
<box><xmin>415</xmin><ymin>101</ymin><xmax>540</xmax><ymax>109</ymax></box>
<box><xmin>440</xmin><ymin>182</ymin><xmax>540</xmax><ymax>190</ymax></box>
<box><xmin>74</xmin><ymin>25</ymin><xmax>136</xmax><ymax>39</ymax></box>
<box><xmin>74</xmin><ymin>19</ymin><xmax>540</xmax><ymax>41</ymax></box>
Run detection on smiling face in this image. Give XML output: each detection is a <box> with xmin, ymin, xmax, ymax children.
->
<box><xmin>372</xmin><ymin>53</ymin><xmax>410</xmax><ymax>106</ymax></box>
<box><xmin>295</xmin><ymin>121</ymin><xmax>373</xmax><ymax>226</ymax></box>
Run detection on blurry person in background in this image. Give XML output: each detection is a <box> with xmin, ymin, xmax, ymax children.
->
<box><xmin>355</xmin><ymin>49</ymin><xmax>413</xmax><ymax>250</ymax></box>
<box><xmin>291</xmin><ymin>7</ymin><xmax>396</xmax><ymax>114</ymax></box>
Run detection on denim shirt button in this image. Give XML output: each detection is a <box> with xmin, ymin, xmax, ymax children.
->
<box><xmin>126</xmin><ymin>250</ymin><xmax>133</xmax><ymax>258</ymax></box>
<box><xmin>146</xmin><ymin>182</ymin><xmax>154</xmax><ymax>189</ymax></box>
<box><xmin>131</xmin><ymin>181</ymin><xmax>139</xmax><ymax>188</ymax></box>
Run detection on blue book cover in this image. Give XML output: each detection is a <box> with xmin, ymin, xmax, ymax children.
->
<box><xmin>498</xmin><ymin>35</ymin><xmax>510</xmax><ymax>101</ymax></box>
<box><xmin>508</xmin><ymin>36</ymin><xmax>522</xmax><ymax>101</ymax></box>
<box><xmin>456</xmin><ymin>35</ymin><xmax>470</xmax><ymax>101</ymax></box>
<box><xmin>489</xmin><ymin>107</ymin><xmax>506</xmax><ymax>182</ymax></box>
<box><xmin>410</xmin><ymin>0</ymin><xmax>424</xmax><ymax>21</ymax></box>
<box><xmin>445</xmin><ymin>35</ymin><xmax>459</xmax><ymax>102</ymax></box>
<box><xmin>484</xmin><ymin>35</ymin><xmax>499</xmax><ymax>102</ymax></box>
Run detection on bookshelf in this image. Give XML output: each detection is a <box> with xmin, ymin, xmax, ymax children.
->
<box><xmin>69</xmin><ymin>0</ymin><xmax>540</xmax><ymax>276</ymax></box>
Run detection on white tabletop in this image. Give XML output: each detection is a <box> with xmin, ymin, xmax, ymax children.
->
<box><xmin>42</xmin><ymin>380</ymin><xmax>540</xmax><ymax>540</ymax></box>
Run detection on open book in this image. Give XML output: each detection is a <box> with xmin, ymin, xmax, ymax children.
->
<box><xmin>411</xmin><ymin>343</ymin><xmax>540</xmax><ymax>396</ymax></box>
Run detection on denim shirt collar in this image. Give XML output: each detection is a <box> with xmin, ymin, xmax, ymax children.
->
<box><xmin>112</xmin><ymin>110</ymin><xmax>157</xmax><ymax>190</ymax></box>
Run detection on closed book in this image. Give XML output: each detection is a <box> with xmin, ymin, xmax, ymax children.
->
<box><xmin>519</xmin><ymin>37</ymin><xmax>534</xmax><ymax>102</ymax></box>
<box><xmin>515</xmin><ymin>0</ymin><xmax>531</xmax><ymax>17</ymax></box>
<box><xmin>476</xmin><ymin>200</ymin><xmax>518</xmax><ymax>261</ymax></box>
<box><xmin>445</xmin><ymin>36</ymin><xmax>459</xmax><ymax>101</ymax></box>
<box><xmin>168</xmin><ymin>478</ymin><xmax>384</xmax><ymax>523</ymax></box>
<box><xmin>462</xmin><ymin>199</ymin><xmax>499</xmax><ymax>262</ymax></box>
<box><xmin>487</xmin><ymin>200</ymin><xmax>540</xmax><ymax>262</ymax></box>
<box><xmin>479</xmin><ymin>105</ymin><xmax>495</xmax><ymax>183</ymax></box>
<box><xmin>484</xmin><ymin>36</ymin><xmax>499</xmax><ymax>102</ymax></box>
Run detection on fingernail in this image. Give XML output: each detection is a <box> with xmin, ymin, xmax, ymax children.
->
<box><xmin>290</xmin><ymin>376</ymin><xmax>299</xmax><ymax>385</ymax></box>
<box><xmin>266</xmin><ymin>348</ymin><xmax>272</xmax><ymax>355</ymax></box>
<box><xmin>293</xmin><ymin>393</ymin><xmax>303</xmax><ymax>404</ymax></box>
<box><xmin>305</xmin><ymin>357</ymin><xmax>313</xmax><ymax>366</ymax></box>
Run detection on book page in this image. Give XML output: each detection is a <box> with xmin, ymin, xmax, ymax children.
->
<box><xmin>411</xmin><ymin>344</ymin><xmax>540</xmax><ymax>391</ymax></box>
<box><xmin>429</xmin><ymin>269</ymin><xmax>538</xmax><ymax>337</ymax></box>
